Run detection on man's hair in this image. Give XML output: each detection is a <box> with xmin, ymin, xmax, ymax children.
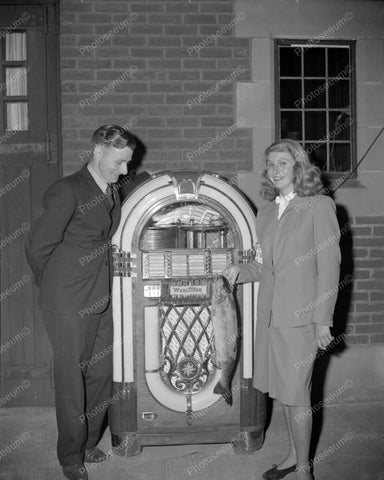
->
<box><xmin>91</xmin><ymin>124</ymin><xmax>136</xmax><ymax>150</ymax></box>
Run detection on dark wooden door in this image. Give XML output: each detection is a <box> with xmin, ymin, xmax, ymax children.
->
<box><xmin>0</xmin><ymin>1</ymin><xmax>60</xmax><ymax>406</ymax></box>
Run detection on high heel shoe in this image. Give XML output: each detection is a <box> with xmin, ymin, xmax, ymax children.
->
<box><xmin>262</xmin><ymin>464</ymin><xmax>297</xmax><ymax>480</ymax></box>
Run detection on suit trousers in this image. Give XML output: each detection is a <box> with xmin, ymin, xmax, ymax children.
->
<box><xmin>42</xmin><ymin>307</ymin><xmax>113</xmax><ymax>467</ymax></box>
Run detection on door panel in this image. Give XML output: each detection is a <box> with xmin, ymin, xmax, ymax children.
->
<box><xmin>0</xmin><ymin>2</ymin><xmax>60</xmax><ymax>406</ymax></box>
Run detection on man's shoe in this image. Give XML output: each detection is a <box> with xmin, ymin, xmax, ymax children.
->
<box><xmin>84</xmin><ymin>446</ymin><xmax>108</xmax><ymax>463</ymax></box>
<box><xmin>62</xmin><ymin>464</ymin><xmax>88</xmax><ymax>480</ymax></box>
<box><xmin>262</xmin><ymin>464</ymin><xmax>296</xmax><ymax>480</ymax></box>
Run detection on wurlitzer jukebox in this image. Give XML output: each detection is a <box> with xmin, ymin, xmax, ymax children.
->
<box><xmin>110</xmin><ymin>171</ymin><xmax>266</xmax><ymax>454</ymax></box>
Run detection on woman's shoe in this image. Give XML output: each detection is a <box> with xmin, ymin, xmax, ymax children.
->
<box><xmin>262</xmin><ymin>463</ymin><xmax>297</xmax><ymax>480</ymax></box>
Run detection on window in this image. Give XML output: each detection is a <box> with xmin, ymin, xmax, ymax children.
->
<box><xmin>0</xmin><ymin>31</ymin><xmax>29</xmax><ymax>132</ymax></box>
<box><xmin>275</xmin><ymin>40</ymin><xmax>356</xmax><ymax>177</ymax></box>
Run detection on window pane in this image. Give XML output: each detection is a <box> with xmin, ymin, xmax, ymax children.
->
<box><xmin>5</xmin><ymin>32</ymin><xmax>27</xmax><ymax>61</ymax></box>
<box><xmin>329</xmin><ymin>80</ymin><xmax>350</xmax><ymax>108</ymax></box>
<box><xmin>280</xmin><ymin>79</ymin><xmax>301</xmax><ymax>108</ymax></box>
<box><xmin>5</xmin><ymin>67</ymin><xmax>28</xmax><ymax>95</ymax></box>
<box><xmin>304</xmin><ymin>48</ymin><xmax>325</xmax><ymax>76</ymax></box>
<box><xmin>6</xmin><ymin>102</ymin><xmax>28</xmax><ymax>130</ymax></box>
<box><xmin>305</xmin><ymin>143</ymin><xmax>327</xmax><ymax>170</ymax></box>
<box><xmin>305</xmin><ymin>111</ymin><xmax>326</xmax><ymax>140</ymax></box>
<box><xmin>329</xmin><ymin>112</ymin><xmax>351</xmax><ymax>140</ymax></box>
<box><xmin>330</xmin><ymin>143</ymin><xmax>351</xmax><ymax>171</ymax></box>
<box><xmin>328</xmin><ymin>48</ymin><xmax>350</xmax><ymax>76</ymax></box>
<box><xmin>279</xmin><ymin>47</ymin><xmax>301</xmax><ymax>77</ymax></box>
<box><xmin>304</xmin><ymin>79</ymin><xmax>326</xmax><ymax>108</ymax></box>
<box><xmin>281</xmin><ymin>111</ymin><xmax>302</xmax><ymax>140</ymax></box>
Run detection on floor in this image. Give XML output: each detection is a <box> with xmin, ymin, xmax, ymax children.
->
<box><xmin>0</xmin><ymin>401</ymin><xmax>383</xmax><ymax>480</ymax></box>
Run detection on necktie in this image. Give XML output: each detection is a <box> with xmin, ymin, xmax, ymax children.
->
<box><xmin>106</xmin><ymin>184</ymin><xmax>115</xmax><ymax>210</ymax></box>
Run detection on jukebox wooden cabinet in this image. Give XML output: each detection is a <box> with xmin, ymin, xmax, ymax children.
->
<box><xmin>110</xmin><ymin>171</ymin><xmax>266</xmax><ymax>455</ymax></box>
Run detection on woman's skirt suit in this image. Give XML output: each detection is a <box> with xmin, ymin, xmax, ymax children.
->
<box><xmin>235</xmin><ymin>195</ymin><xmax>341</xmax><ymax>406</ymax></box>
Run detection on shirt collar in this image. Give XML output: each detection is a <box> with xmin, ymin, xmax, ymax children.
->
<box><xmin>275</xmin><ymin>191</ymin><xmax>296</xmax><ymax>204</ymax></box>
<box><xmin>87</xmin><ymin>163</ymin><xmax>109</xmax><ymax>194</ymax></box>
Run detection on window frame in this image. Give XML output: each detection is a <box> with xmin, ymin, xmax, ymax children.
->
<box><xmin>274</xmin><ymin>39</ymin><xmax>357</xmax><ymax>180</ymax></box>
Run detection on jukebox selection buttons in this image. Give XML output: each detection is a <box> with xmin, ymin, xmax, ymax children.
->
<box><xmin>144</xmin><ymin>284</ymin><xmax>162</xmax><ymax>298</ymax></box>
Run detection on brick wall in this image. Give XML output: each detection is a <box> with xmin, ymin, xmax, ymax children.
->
<box><xmin>60</xmin><ymin>0</ymin><xmax>251</xmax><ymax>174</ymax></box>
<box><xmin>344</xmin><ymin>216</ymin><xmax>384</xmax><ymax>344</ymax></box>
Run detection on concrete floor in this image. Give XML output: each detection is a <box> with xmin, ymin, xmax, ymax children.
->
<box><xmin>0</xmin><ymin>402</ymin><xmax>383</xmax><ymax>480</ymax></box>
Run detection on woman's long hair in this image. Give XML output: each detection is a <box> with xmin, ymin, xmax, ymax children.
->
<box><xmin>260</xmin><ymin>139</ymin><xmax>324</xmax><ymax>200</ymax></box>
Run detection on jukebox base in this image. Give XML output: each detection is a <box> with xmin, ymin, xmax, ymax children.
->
<box><xmin>111</xmin><ymin>428</ymin><xmax>264</xmax><ymax>457</ymax></box>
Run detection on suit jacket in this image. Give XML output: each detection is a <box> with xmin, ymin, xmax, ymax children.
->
<box><xmin>25</xmin><ymin>164</ymin><xmax>121</xmax><ymax>315</ymax></box>
<box><xmin>236</xmin><ymin>195</ymin><xmax>341</xmax><ymax>328</ymax></box>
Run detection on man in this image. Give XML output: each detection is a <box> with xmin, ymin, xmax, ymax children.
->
<box><xmin>26</xmin><ymin>125</ymin><xmax>136</xmax><ymax>480</ymax></box>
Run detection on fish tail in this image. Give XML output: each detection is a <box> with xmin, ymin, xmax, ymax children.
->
<box><xmin>213</xmin><ymin>381</ymin><xmax>233</xmax><ymax>405</ymax></box>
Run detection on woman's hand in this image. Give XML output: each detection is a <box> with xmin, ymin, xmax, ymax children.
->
<box><xmin>315</xmin><ymin>324</ymin><xmax>333</xmax><ymax>350</ymax></box>
<box><xmin>222</xmin><ymin>266</ymin><xmax>240</xmax><ymax>286</ymax></box>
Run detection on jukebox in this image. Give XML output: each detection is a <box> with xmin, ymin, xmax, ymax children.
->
<box><xmin>109</xmin><ymin>171</ymin><xmax>266</xmax><ymax>455</ymax></box>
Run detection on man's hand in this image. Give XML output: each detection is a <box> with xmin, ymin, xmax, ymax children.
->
<box><xmin>315</xmin><ymin>324</ymin><xmax>333</xmax><ymax>350</ymax></box>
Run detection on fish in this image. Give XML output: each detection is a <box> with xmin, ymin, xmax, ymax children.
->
<box><xmin>211</xmin><ymin>275</ymin><xmax>238</xmax><ymax>405</ymax></box>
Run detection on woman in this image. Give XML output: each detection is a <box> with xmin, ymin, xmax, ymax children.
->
<box><xmin>224</xmin><ymin>139</ymin><xmax>341</xmax><ymax>480</ymax></box>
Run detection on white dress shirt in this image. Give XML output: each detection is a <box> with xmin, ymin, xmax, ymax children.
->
<box><xmin>275</xmin><ymin>191</ymin><xmax>296</xmax><ymax>220</ymax></box>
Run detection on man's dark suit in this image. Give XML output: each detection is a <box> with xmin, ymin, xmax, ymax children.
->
<box><xmin>26</xmin><ymin>164</ymin><xmax>121</xmax><ymax>467</ymax></box>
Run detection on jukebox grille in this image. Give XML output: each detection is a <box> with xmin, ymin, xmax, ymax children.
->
<box><xmin>159</xmin><ymin>304</ymin><xmax>214</xmax><ymax>393</ymax></box>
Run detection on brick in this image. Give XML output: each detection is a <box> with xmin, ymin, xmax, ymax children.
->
<box><xmin>355</xmin><ymin>259</ymin><xmax>384</xmax><ymax>268</ymax></box>
<box><xmin>136</xmin><ymin>118</ymin><xmax>166</xmax><ymax>127</ymax></box>
<box><xmin>217</xmin><ymin>37</ymin><xmax>249</xmax><ymax>48</ymax></box>
<box><xmin>352</xmin><ymin>269</ymin><xmax>370</xmax><ymax>279</ymax></box>
<box><xmin>200</xmin><ymin>3</ymin><xmax>233</xmax><ymax>13</ymax></box>
<box><xmin>200</xmin><ymin>47</ymin><xmax>233</xmax><ymax>58</ymax></box>
<box><xmin>355</xmin><ymin>323</ymin><xmax>384</xmax><ymax>334</ymax></box>
<box><xmin>374</xmin><ymin>226</ymin><xmax>384</xmax><ymax>235</ymax></box>
<box><xmin>114</xmin><ymin>83</ymin><xmax>148</xmax><ymax>93</ymax></box>
<box><xmin>345</xmin><ymin>334</ymin><xmax>369</xmax><ymax>345</ymax></box>
<box><xmin>131</xmin><ymin>94</ymin><xmax>165</xmax><ymax>104</ymax></box>
<box><xmin>355</xmin><ymin>216</ymin><xmax>384</xmax><ymax>224</ymax></box>
<box><xmin>371</xmin><ymin>249</ymin><xmax>384</xmax><ymax>258</ymax></box>
<box><xmin>112</xmin><ymin>13</ymin><xmax>145</xmax><ymax>24</ymax></box>
<box><xmin>183</xmin><ymin>59</ymin><xmax>217</xmax><ymax>69</ymax></box>
<box><xmin>200</xmin><ymin>25</ymin><xmax>233</xmax><ymax>36</ymax></box>
<box><xmin>370</xmin><ymin>335</ymin><xmax>384</xmax><ymax>343</ymax></box>
<box><xmin>77</xmin><ymin>59</ymin><xmax>112</xmax><ymax>69</ymax></box>
<box><xmin>61</xmin><ymin>59</ymin><xmax>76</xmax><ymax>68</ymax></box>
<box><xmin>130</xmin><ymin>25</ymin><xmax>163</xmax><ymax>35</ymax></box>
<box><xmin>183</xmin><ymin>105</ymin><xmax>217</xmax><ymax>116</ymax></box>
<box><xmin>184</xmin><ymin>15</ymin><xmax>217</xmax><ymax>24</ymax></box>
<box><xmin>219</xmin><ymin>150</ymin><xmax>251</xmax><ymax>161</ymax></box>
<box><xmin>355</xmin><ymin>303</ymin><xmax>384</xmax><ymax>313</ymax></box>
<box><xmin>148</xmin><ymin>59</ymin><xmax>181</xmax><ymax>69</ymax></box>
<box><xmin>77</xmin><ymin>106</ymin><xmax>113</xmax><ymax>115</ymax></box>
<box><xmin>94</xmin><ymin>47</ymin><xmax>133</xmax><ymax>58</ymax></box>
<box><xmin>164</xmin><ymin>25</ymin><xmax>198</xmax><ymax>35</ymax></box>
<box><xmin>236</xmin><ymin>138</ymin><xmax>252</xmax><ymax>149</ymax></box>
<box><xmin>217</xmin><ymin>105</ymin><xmax>234</xmax><ymax>115</ymax></box>
<box><xmin>112</xmin><ymin>37</ymin><xmax>146</xmax><ymax>46</ymax></box>
<box><xmin>183</xmin><ymin>128</ymin><xmax>218</xmax><ymax>138</ymax></box>
<box><xmin>147</xmin><ymin>14</ymin><xmax>182</xmax><ymax>24</ymax></box>
<box><xmin>353</xmin><ymin>248</ymin><xmax>368</xmax><ymax>258</ymax></box>
<box><xmin>150</xmin><ymin>83</ymin><xmax>182</xmax><ymax>92</ymax></box>
<box><xmin>61</xmin><ymin>46</ymin><xmax>88</xmax><ymax>58</ymax></box>
<box><xmin>166</xmin><ymin>3</ymin><xmax>199</xmax><ymax>13</ymax></box>
<box><xmin>348</xmin><ymin>314</ymin><xmax>370</xmax><ymax>323</ymax></box>
<box><xmin>147</xmin><ymin>128</ymin><xmax>183</xmax><ymax>138</ymax></box>
<box><xmin>112</xmin><ymin>59</ymin><xmax>146</xmax><ymax>70</ymax></box>
<box><xmin>372</xmin><ymin>269</ymin><xmax>384</xmax><ymax>279</ymax></box>
<box><xmin>202</xmin><ymin>117</ymin><xmax>235</xmax><ymax>127</ymax></box>
<box><xmin>131</xmin><ymin>3</ymin><xmax>164</xmax><ymax>13</ymax></box>
<box><xmin>61</xmin><ymin>25</ymin><xmax>93</xmax><ymax>35</ymax></box>
<box><xmin>166</xmin><ymin>117</ymin><xmax>199</xmax><ymax>127</ymax></box>
<box><xmin>96</xmin><ymin>70</ymin><xmax>139</xmax><ymax>81</ymax></box>
<box><xmin>217</xmin><ymin>59</ymin><xmax>249</xmax><ymax>70</ymax></box>
<box><xmin>60</xmin><ymin>13</ymin><xmax>76</xmax><ymax>23</ymax></box>
<box><xmin>148</xmin><ymin>105</ymin><xmax>182</xmax><ymax>116</ymax></box>
<box><xmin>78</xmin><ymin>13</ymin><xmax>113</xmax><ymax>23</ymax></box>
<box><xmin>167</xmin><ymin>93</ymin><xmax>204</xmax><ymax>104</ymax></box>
<box><xmin>148</xmin><ymin>36</ymin><xmax>181</xmax><ymax>47</ymax></box>
<box><xmin>371</xmin><ymin>314</ymin><xmax>384</xmax><ymax>322</ymax></box>
<box><xmin>354</xmin><ymin>237</ymin><xmax>384</xmax><ymax>247</ymax></box>
<box><xmin>351</xmin><ymin>226</ymin><xmax>372</xmax><ymax>235</ymax></box>
<box><xmin>371</xmin><ymin>292</ymin><xmax>384</xmax><ymax>301</ymax></box>
<box><xmin>168</xmin><ymin>71</ymin><xmax>200</xmax><ymax>81</ymax></box>
<box><xmin>356</xmin><ymin>280</ymin><xmax>384</xmax><ymax>290</ymax></box>
<box><xmin>183</xmin><ymin>81</ymin><xmax>224</xmax><ymax>92</ymax></box>
<box><xmin>112</xmin><ymin>106</ymin><xmax>147</xmax><ymax>116</ymax></box>
<box><xmin>94</xmin><ymin>3</ymin><xmax>130</xmax><ymax>12</ymax></box>
<box><xmin>165</xmin><ymin>48</ymin><xmax>197</xmax><ymax>58</ymax></box>
<box><xmin>62</xmin><ymin>82</ymin><xmax>77</xmax><ymax>93</ymax></box>
<box><xmin>130</xmin><ymin>47</ymin><xmax>162</xmax><ymax>58</ymax></box>
<box><xmin>218</xmin><ymin>14</ymin><xmax>235</xmax><ymax>24</ymax></box>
